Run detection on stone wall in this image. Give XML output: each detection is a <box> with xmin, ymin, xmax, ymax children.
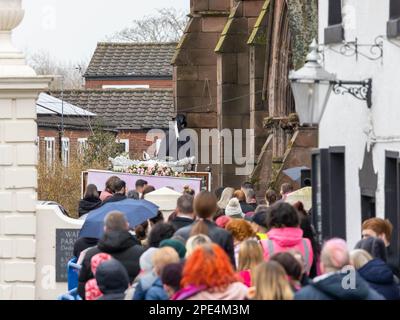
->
<box><xmin>173</xmin><ymin>0</ymin><xmax>231</xmax><ymax>189</ymax></box>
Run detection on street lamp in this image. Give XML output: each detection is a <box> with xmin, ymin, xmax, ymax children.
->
<box><xmin>289</xmin><ymin>39</ymin><xmax>373</xmax><ymax>126</ymax></box>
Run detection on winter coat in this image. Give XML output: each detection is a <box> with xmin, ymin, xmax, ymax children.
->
<box><xmin>99</xmin><ymin>190</ymin><xmax>113</xmax><ymax>202</ymax></box>
<box><xmin>174</xmin><ymin>220</ymin><xmax>235</xmax><ymax>267</ymax></box>
<box><xmin>78</xmin><ymin>230</ymin><xmax>144</xmax><ymax>299</ymax></box>
<box><xmin>78</xmin><ymin>197</ymin><xmax>102</xmax><ymax>217</ymax></box>
<box><xmin>261</xmin><ymin>227</ymin><xmax>314</xmax><ymax>273</ymax></box>
<box><xmin>144</xmin><ymin>278</ymin><xmax>168</xmax><ymax>300</ymax></box>
<box><xmin>169</xmin><ymin>216</ymin><xmax>195</xmax><ymax>231</ymax></box>
<box><xmin>101</xmin><ymin>193</ymin><xmax>127</xmax><ymax>205</ymax></box>
<box><xmin>239</xmin><ymin>201</ymin><xmax>256</xmax><ymax>214</ymax></box>
<box><xmin>132</xmin><ymin>272</ymin><xmax>159</xmax><ymax>300</ymax></box>
<box><xmin>295</xmin><ymin>272</ymin><xmax>385</xmax><ymax>300</ymax></box>
<box><xmin>73</xmin><ymin>237</ymin><xmax>98</xmax><ymax>259</ymax></box>
<box><xmin>184</xmin><ymin>282</ymin><xmax>248</xmax><ymax>300</ymax></box>
<box><xmin>85</xmin><ymin>253</ymin><xmax>112</xmax><ymax>300</ymax></box>
<box><xmin>387</xmin><ymin>245</ymin><xmax>400</xmax><ymax>279</ymax></box>
<box><xmin>238</xmin><ymin>270</ymin><xmax>252</xmax><ymax>287</ymax></box>
<box><xmin>95</xmin><ymin>259</ymin><xmax>129</xmax><ymax>300</ymax></box>
<box><xmin>358</xmin><ymin>258</ymin><xmax>400</xmax><ymax>300</ymax></box>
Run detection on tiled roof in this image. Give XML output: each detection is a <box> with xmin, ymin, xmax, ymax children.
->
<box><xmin>37</xmin><ymin>114</ymin><xmax>116</xmax><ymax>131</ymax></box>
<box><xmin>84</xmin><ymin>42</ymin><xmax>177</xmax><ymax>78</ymax></box>
<box><xmin>49</xmin><ymin>89</ymin><xmax>175</xmax><ymax>130</ymax></box>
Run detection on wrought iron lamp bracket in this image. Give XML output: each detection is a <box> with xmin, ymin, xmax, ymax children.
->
<box><xmin>317</xmin><ymin>36</ymin><xmax>384</xmax><ymax>63</ymax></box>
<box><xmin>331</xmin><ymin>79</ymin><xmax>372</xmax><ymax>109</ymax></box>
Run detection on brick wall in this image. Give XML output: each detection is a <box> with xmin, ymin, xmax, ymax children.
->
<box><xmin>116</xmin><ymin>130</ymin><xmax>165</xmax><ymax>159</ymax></box>
<box><xmin>38</xmin><ymin>127</ymin><xmax>166</xmax><ymax>162</ymax></box>
<box><xmin>85</xmin><ymin>79</ymin><xmax>173</xmax><ymax>89</ymax></box>
<box><xmin>38</xmin><ymin>128</ymin><xmax>91</xmax><ymax>161</ymax></box>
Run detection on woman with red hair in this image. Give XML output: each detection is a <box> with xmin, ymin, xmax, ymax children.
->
<box><xmin>173</xmin><ymin>244</ymin><xmax>248</xmax><ymax>300</ymax></box>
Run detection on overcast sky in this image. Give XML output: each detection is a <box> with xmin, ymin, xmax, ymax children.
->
<box><xmin>13</xmin><ymin>0</ymin><xmax>189</xmax><ymax>63</ymax></box>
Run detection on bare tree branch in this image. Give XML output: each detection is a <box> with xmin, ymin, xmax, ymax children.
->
<box><xmin>107</xmin><ymin>7</ymin><xmax>187</xmax><ymax>42</ymax></box>
<box><xmin>27</xmin><ymin>51</ymin><xmax>87</xmax><ymax>90</ymax></box>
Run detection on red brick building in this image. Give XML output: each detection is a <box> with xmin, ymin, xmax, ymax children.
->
<box><xmin>173</xmin><ymin>0</ymin><xmax>318</xmax><ymax>194</ymax></box>
<box><xmin>43</xmin><ymin>42</ymin><xmax>177</xmax><ymax>162</ymax></box>
<box><xmin>49</xmin><ymin>89</ymin><xmax>174</xmax><ymax>159</ymax></box>
<box><xmin>84</xmin><ymin>42</ymin><xmax>177</xmax><ymax>89</ymax></box>
<box><xmin>36</xmin><ymin>93</ymin><xmax>114</xmax><ymax>166</ymax></box>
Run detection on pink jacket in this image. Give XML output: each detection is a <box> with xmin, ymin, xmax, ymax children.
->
<box><xmin>261</xmin><ymin>227</ymin><xmax>314</xmax><ymax>273</ymax></box>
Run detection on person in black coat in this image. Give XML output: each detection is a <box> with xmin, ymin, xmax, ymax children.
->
<box><xmin>169</xmin><ymin>194</ymin><xmax>195</xmax><ymax>231</ymax></box>
<box><xmin>77</xmin><ymin>212</ymin><xmax>144</xmax><ymax>299</ymax></box>
<box><xmin>101</xmin><ymin>180</ymin><xmax>127</xmax><ymax>205</ymax></box>
<box><xmin>357</xmin><ymin>257</ymin><xmax>400</xmax><ymax>300</ymax></box>
<box><xmin>295</xmin><ymin>238</ymin><xmax>384</xmax><ymax>300</ymax></box>
<box><xmin>293</xmin><ymin>202</ymin><xmax>320</xmax><ymax>279</ymax></box>
<box><xmin>174</xmin><ymin>191</ymin><xmax>235</xmax><ymax>267</ymax></box>
<box><xmin>78</xmin><ymin>184</ymin><xmax>102</xmax><ymax>217</ymax></box>
<box><xmin>96</xmin><ymin>259</ymin><xmax>130</xmax><ymax>300</ymax></box>
<box><xmin>73</xmin><ymin>237</ymin><xmax>98</xmax><ymax>259</ymax></box>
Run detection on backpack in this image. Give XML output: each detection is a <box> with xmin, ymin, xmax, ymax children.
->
<box><xmin>261</xmin><ymin>238</ymin><xmax>311</xmax><ymax>273</ymax></box>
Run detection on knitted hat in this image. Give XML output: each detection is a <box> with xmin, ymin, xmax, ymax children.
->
<box><xmin>161</xmin><ymin>262</ymin><xmax>184</xmax><ymax>291</ymax></box>
<box><xmin>139</xmin><ymin>247</ymin><xmax>159</xmax><ymax>272</ymax></box>
<box><xmin>90</xmin><ymin>253</ymin><xmax>112</xmax><ymax>275</ymax></box>
<box><xmin>159</xmin><ymin>239</ymin><xmax>187</xmax><ymax>259</ymax></box>
<box><xmin>225</xmin><ymin>198</ymin><xmax>244</xmax><ymax>218</ymax></box>
<box><xmin>216</xmin><ymin>215</ymin><xmax>232</xmax><ymax>228</ymax></box>
<box><xmin>354</xmin><ymin>237</ymin><xmax>387</xmax><ymax>262</ymax></box>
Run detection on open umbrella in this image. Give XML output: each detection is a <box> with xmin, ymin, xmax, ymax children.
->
<box><xmin>79</xmin><ymin>199</ymin><xmax>159</xmax><ymax>239</ymax></box>
<box><xmin>282</xmin><ymin>166</ymin><xmax>309</xmax><ymax>185</ymax></box>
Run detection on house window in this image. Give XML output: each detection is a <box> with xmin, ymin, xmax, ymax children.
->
<box><xmin>116</xmin><ymin>139</ymin><xmax>130</xmax><ymax>155</ymax></box>
<box><xmin>325</xmin><ymin>0</ymin><xmax>344</xmax><ymax>44</ymax></box>
<box><xmin>359</xmin><ymin>146</ymin><xmax>378</xmax><ymax>222</ymax></box>
<box><xmin>61</xmin><ymin>137</ymin><xmax>70</xmax><ymax>166</ymax></box>
<box><xmin>388</xmin><ymin>0</ymin><xmax>400</xmax><ymax>38</ymax></box>
<box><xmin>384</xmin><ymin>151</ymin><xmax>400</xmax><ymax>267</ymax></box>
<box><xmin>312</xmin><ymin>146</ymin><xmax>346</xmax><ymax>242</ymax></box>
<box><xmin>390</xmin><ymin>0</ymin><xmax>400</xmax><ymax>19</ymax></box>
<box><xmin>77</xmin><ymin>138</ymin><xmax>88</xmax><ymax>157</ymax></box>
<box><xmin>44</xmin><ymin>137</ymin><xmax>55</xmax><ymax>166</ymax></box>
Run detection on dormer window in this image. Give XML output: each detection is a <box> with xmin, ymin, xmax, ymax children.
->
<box><xmin>324</xmin><ymin>0</ymin><xmax>344</xmax><ymax>44</ymax></box>
<box><xmin>388</xmin><ymin>0</ymin><xmax>400</xmax><ymax>38</ymax></box>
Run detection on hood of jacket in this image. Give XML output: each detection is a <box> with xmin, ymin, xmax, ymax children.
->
<box><xmin>312</xmin><ymin>272</ymin><xmax>372</xmax><ymax>300</ymax></box>
<box><xmin>96</xmin><ymin>259</ymin><xmax>129</xmax><ymax>294</ymax></box>
<box><xmin>97</xmin><ymin>230</ymin><xmax>137</xmax><ymax>254</ymax></box>
<box><xmin>139</xmin><ymin>272</ymin><xmax>158</xmax><ymax>292</ymax></box>
<box><xmin>78</xmin><ymin>198</ymin><xmax>101</xmax><ymax>214</ymax></box>
<box><xmin>358</xmin><ymin>258</ymin><xmax>395</xmax><ymax>285</ymax></box>
<box><xmin>268</xmin><ymin>227</ymin><xmax>304</xmax><ymax>247</ymax></box>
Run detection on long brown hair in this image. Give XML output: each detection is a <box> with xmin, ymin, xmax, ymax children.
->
<box><xmin>238</xmin><ymin>240</ymin><xmax>263</xmax><ymax>273</ymax></box>
<box><xmin>253</xmin><ymin>261</ymin><xmax>294</xmax><ymax>300</ymax></box>
<box><xmin>190</xmin><ymin>191</ymin><xmax>218</xmax><ymax>237</ymax></box>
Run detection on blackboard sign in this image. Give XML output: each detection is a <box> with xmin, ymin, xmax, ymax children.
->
<box><xmin>55</xmin><ymin>229</ymin><xmax>80</xmax><ymax>282</ymax></box>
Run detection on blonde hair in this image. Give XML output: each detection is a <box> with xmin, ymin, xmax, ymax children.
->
<box><xmin>217</xmin><ymin>187</ymin><xmax>235</xmax><ymax>209</ymax></box>
<box><xmin>152</xmin><ymin>247</ymin><xmax>180</xmax><ymax>275</ymax></box>
<box><xmin>253</xmin><ymin>261</ymin><xmax>294</xmax><ymax>300</ymax></box>
<box><xmin>350</xmin><ymin>249</ymin><xmax>373</xmax><ymax>270</ymax></box>
<box><xmin>185</xmin><ymin>234</ymin><xmax>212</xmax><ymax>257</ymax></box>
<box><xmin>238</xmin><ymin>240</ymin><xmax>263</xmax><ymax>272</ymax></box>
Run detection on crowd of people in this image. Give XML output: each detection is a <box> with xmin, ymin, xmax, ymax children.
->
<box><xmin>73</xmin><ymin>177</ymin><xmax>400</xmax><ymax>300</ymax></box>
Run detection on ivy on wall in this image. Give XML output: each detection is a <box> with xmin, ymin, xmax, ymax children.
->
<box><xmin>286</xmin><ymin>0</ymin><xmax>318</xmax><ymax>70</ymax></box>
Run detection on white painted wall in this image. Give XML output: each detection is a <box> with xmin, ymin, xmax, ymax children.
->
<box><xmin>35</xmin><ymin>205</ymin><xmax>83</xmax><ymax>300</ymax></box>
<box><xmin>318</xmin><ymin>0</ymin><xmax>400</xmax><ymax>247</ymax></box>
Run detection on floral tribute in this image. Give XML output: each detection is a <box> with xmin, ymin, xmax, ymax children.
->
<box><xmin>125</xmin><ymin>163</ymin><xmax>180</xmax><ymax>177</ymax></box>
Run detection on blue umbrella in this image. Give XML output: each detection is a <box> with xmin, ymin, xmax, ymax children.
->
<box><xmin>79</xmin><ymin>199</ymin><xmax>159</xmax><ymax>239</ymax></box>
<box><xmin>282</xmin><ymin>166</ymin><xmax>309</xmax><ymax>185</ymax></box>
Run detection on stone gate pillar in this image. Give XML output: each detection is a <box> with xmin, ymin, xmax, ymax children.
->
<box><xmin>0</xmin><ymin>0</ymin><xmax>51</xmax><ymax>300</ymax></box>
